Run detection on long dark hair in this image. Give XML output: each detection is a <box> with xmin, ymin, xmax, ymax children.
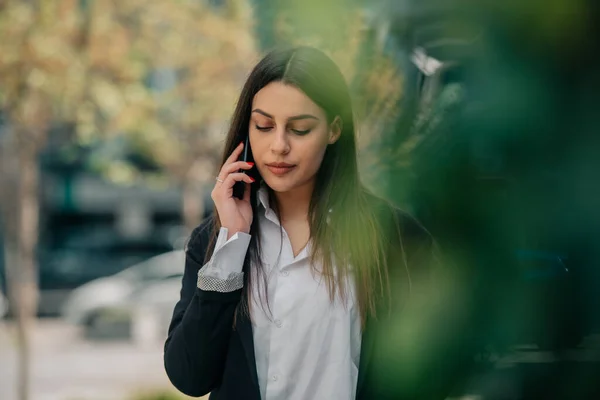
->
<box><xmin>206</xmin><ymin>46</ymin><xmax>401</xmax><ymax>325</ymax></box>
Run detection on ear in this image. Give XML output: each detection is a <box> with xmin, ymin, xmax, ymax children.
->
<box><xmin>328</xmin><ymin>116</ymin><xmax>342</xmax><ymax>144</ymax></box>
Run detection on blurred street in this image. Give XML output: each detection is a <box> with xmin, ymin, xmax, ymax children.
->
<box><xmin>2</xmin><ymin>317</ymin><xmax>599</xmax><ymax>400</ymax></box>
<box><xmin>0</xmin><ymin>319</ymin><xmax>196</xmax><ymax>400</ymax></box>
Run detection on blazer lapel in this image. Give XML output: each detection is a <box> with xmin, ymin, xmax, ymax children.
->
<box><xmin>235</xmin><ymin>313</ymin><xmax>260</xmax><ymax>388</ymax></box>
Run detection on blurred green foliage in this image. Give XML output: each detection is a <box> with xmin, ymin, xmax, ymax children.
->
<box><xmin>367</xmin><ymin>0</ymin><xmax>600</xmax><ymax>397</ymax></box>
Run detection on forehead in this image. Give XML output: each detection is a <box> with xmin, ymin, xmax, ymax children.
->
<box><xmin>252</xmin><ymin>81</ymin><xmax>325</xmax><ymax>119</ymax></box>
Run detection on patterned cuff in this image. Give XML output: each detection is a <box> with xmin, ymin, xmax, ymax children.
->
<box><xmin>197</xmin><ymin>263</ymin><xmax>244</xmax><ymax>292</ymax></box>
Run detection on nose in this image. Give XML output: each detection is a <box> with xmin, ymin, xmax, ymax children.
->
<box><xmin>270</xmin><ymin>128</ymin><xmax>290</xmax><ymax>155</ymax></box>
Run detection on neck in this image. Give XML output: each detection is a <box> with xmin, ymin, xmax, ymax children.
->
<box><xmin>273</xmin><ymin>180</ymin><xmax>314</xmax><ymax>222</ymax></box>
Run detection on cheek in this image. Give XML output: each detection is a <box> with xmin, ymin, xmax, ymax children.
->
<box><xmin>248</xmin><ymin>132</ymin><xmax>266</xmax><ymax>158</ymax></box>
<box><xmin>299</xmin><ymin>137</ymin><xmax>329</xmax><ymax>172</ymax></box>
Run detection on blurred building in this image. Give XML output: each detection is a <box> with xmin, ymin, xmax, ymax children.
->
<box><xmin>0</xmin><ymin>123</ymin><xmax>212</xmax><ymax>316</ymax></box>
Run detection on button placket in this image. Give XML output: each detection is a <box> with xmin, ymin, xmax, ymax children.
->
<box><xmin>264</xmin><ymin>218</ymin><xmax>295</xmax><ymax>399</ymax></box>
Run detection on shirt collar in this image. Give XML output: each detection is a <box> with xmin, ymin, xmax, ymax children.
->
<box><xmin>256</xmin><ymin>184</ymin><xmax>333</xmax><ymax>225</ymax></box>
<box><xmin>257</xmin><ymin>183</ymin><xmax>270</xmax><ymax>210</ymax></box>
<box><xmin>257</xmin><ymin>184</ymin><xmax>281</xmax><ymax>226</ymax></box>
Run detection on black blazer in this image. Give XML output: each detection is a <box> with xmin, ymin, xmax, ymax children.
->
<box><xmin>164</xmin><ymin>203</ymin><xmax>469</xmax><ymax>399</ymax></box>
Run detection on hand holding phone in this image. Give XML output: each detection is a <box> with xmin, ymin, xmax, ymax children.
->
<box><xmin>233</xmin><ymin>135</ymin><xmax>251</xmax><ymax>200</ymax></box>
<box><xmin>211</xmin><ymin>140</ymin><xmax>255</xmax><ymax>237</ymax></box>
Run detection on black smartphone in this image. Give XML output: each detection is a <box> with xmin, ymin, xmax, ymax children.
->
<box><xmin>232</xmin><ymin>135</ymin><xmax>251</xmax><ymax>200</ymax></box>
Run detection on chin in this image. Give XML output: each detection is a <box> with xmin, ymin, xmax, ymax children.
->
<box><xmin>262</xmin><ymin>178</ymin><xmax>295</xmax><ymax>193</ymax></box>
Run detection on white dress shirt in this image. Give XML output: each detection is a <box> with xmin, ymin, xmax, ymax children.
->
<box><xmin>198</xmin><ymin>187</ymin><xmax>362</xmax><ymax>400</ymax></box>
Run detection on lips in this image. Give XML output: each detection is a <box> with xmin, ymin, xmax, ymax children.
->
<box><xmin>265</xmin><ymin>162</ymin><xmax>296</xmax><ymax>176</ymax></box>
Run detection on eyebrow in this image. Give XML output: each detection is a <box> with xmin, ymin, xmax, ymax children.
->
<box><xmin>252</xmin><ymin>109</ymin><xmax>320</xmax><ymax>122</ymax></box>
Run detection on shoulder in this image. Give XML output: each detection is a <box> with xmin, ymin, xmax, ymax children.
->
<box><xmin>364</xmin><ymin>192</ymin><xmax>438</xmax><ymax>279</ymax></box>
<box><xmin>364</xmin><ymin>191</ymin><xmax>433</xmax><ymax>248</ymax></box>
<box><xmin>393</xmin><ymin>209</ymin><xmax>435</xmax><ymax>256</ymax></box>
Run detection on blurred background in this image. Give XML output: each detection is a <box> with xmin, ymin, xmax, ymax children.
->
<box><xmin>0</xmin><ymin>0</ymin><xmax>599</xmax><ymax>399</ymax></box>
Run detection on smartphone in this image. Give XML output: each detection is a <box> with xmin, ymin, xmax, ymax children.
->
<box><xmin>232</xmin><ymin>135</ymin><xmax>251</xmax><ymax>200</ymax></box>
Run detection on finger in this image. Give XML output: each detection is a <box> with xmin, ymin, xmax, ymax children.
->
<box><xmin>222</xmin><ymin>172</ymin><xmax>255</xmax><ymax>189</ymax></box>
<box><xmin>220</xmin><ymin>161</ymin><xmax>254</xmax><ymax>177</ymax></box>
<box><xmin>223</xmin><ymin>141</ymin><xmax>245</xmax><ymax>167</ymax></box>
<box><xmin>217</xmin><ymin>144</ymin><xmax>247</xmax><ymax>181</ymax></box>
<box><xmin>212</xmin><ymin>172</ymin><xmax>253</xmax><ymax>200</ymax></box>
<box><xmin>243</xmin><ymin>182</ymin><xmax>251</xmax><ymax>202</ymax></box>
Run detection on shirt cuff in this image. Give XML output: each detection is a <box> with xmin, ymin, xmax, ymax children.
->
<box><xmin>197</xmin><ymin>227</ymin><xmax>250</xmax><ymax>292</ymax></box>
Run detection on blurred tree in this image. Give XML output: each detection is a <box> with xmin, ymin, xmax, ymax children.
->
<box><xmin>0</xmin><ymin>1</ymin><xmax>256</xmax><ymax>399</ymax></box>
<box><xmin>80</xmin><ymin>0</ymin><xmax>257</xmax><ymax>229</ymax></box>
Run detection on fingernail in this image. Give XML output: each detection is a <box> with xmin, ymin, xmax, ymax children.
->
<box><xmin>247</xmin><ymin>162</ymin><xmax>254</xmax><ymax>167</ymax></box>
<box><xmin>249</xmin><ymin>177</ymin><xmax>256</xmax><ymax>182</ymax></box>
<box><xmin>239</xmin><ymin>141</ymin><xmax>244</xmax><ymax>146</ymax></box>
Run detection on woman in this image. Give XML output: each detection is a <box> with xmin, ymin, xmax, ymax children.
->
<box><xmin>164</xmin><ymin>47</ymin><xmax>441</xmax><ymax>400</ymax></box>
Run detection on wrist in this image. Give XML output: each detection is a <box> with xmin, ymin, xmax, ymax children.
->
<box><xmin>222</xmin><ymin>225</ymin><xmax>250</xmax><ymax>239</ymax></box>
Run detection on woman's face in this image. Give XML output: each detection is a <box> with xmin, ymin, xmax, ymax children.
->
<box><xmin>249</xmin><ymin>81</ymin><xmax>340</xmax><ymax>194</ymax></box>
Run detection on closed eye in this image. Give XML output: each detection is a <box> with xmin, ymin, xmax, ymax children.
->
<box><xmin>255</xmin><ymin>125</ymin><xmax>272</xmax><ymax>132</ymax></box>
<box><xmin>292</xmin><ymin>129</ymin><xmax>311</xmax><ymax>135</ymax></box>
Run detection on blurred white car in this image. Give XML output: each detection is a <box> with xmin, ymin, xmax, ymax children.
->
<box><xmin>128</xmin><ymin>276</ymin><xmax>183</xmax><ymax>345</ymax></box>
<box><xmin>80</xmin><ymin>275</ymin><xmax>183</xmax><ymax>345</ymax></box>
<box><xmin>61</xmin><ymin>250</ymin><xmax>185</xmax><ymax>326</ymax></box>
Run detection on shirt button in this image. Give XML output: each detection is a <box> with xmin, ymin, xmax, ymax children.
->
<box><xmin>272</xmin><ymin>375</ymin><xmax>278</xmax><ymax>382</ymax></box>
<box><xmin>280</xmin><ymin>270</ymin><xmax>289</xmax><ymax>277</ymax></box>
<box><xmin>274</xmin><ymin>319</ymin><xmax>282</xmax><ymax>328</ymax></box>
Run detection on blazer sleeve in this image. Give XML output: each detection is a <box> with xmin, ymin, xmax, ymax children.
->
<box><xmin>163</xmin><ymin>217</ymin><xmax>244</xmax><ymax>397</ymax></box>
